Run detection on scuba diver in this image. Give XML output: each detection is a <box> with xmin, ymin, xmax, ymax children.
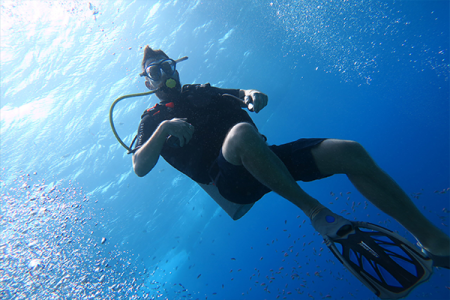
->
<box><xmin>123</xmin><ymin>45</ymin><xmax>449</xmax><ymax>299</ymax></box>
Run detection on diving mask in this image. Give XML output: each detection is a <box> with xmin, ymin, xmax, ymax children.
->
<box><xmin>141</xmin><ymin>56</ymin><xmax>188</xmax><ymax>82</ymax></box>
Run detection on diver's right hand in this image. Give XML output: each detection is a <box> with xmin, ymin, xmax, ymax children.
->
<box><xmin>161</xmin><ymin>118</ymin><xmax>195</xmax><ymax>147</ymax></box>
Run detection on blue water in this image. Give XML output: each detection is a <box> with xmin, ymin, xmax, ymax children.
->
<box><xmin>1</xmin><ymin>0</ymin><xmax>449</xmax><ymax>299</ymax></box>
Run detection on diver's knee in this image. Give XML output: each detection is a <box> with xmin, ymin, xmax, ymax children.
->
<box><xmin>340</xmin><ymin>140</ymin><xmax>367</xmax><ymax>159</ymax></box>
<box><xmin>312</xmin><ymin>139</ymin><xmax>374</xmax><ymax>175</ymax></box>
<box><xmin>230</xmin><ymin>122</ymin><xmax>257</xmax><ymax>135</ymax></box>
<box><xmin>226</xmin><ymin>122</ymin><xmax>259</xmax><ymax>145</ymax></box>
<box><xmin>339</xmin><ymin>140</ymin><xmax>375</xmax><ymax>172</ymax></box>
<box><xmin>222</xmin><ymin>123</ymin><xmax>262</xmax><ymax>165</ymax></box>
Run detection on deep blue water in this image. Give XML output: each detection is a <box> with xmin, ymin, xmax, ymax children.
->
<box><xmin>1</xmin><ymin>0</ymin><xmax>449</xmax><ymax>299</ymax></box>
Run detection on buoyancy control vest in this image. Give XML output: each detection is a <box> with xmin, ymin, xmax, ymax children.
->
<box><xmin>134</xmin><ymin>83</ymin><xmax>257</xmax><ymax>184</ymax></box>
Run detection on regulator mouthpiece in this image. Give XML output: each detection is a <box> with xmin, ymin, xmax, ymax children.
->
<box><xmin>166</xmin><ymin>78</ymin><xmax>176</xmax><ymax>88</ymax></box>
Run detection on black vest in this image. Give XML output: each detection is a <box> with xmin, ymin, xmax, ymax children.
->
<box><xmin>135</xmin><ymin>84</ymin><xmax>256</xmax><ymax>184</ymax></box>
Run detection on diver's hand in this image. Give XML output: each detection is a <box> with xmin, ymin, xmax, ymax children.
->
<box><xmin>161</xmin><ymin>118</ymin><xmax>195</xmax><ymax>147</ymax></box>
<box><xmin>241</xmin><ymin>89</ymin><xmax>268</xmax><ymax>113</ymax></box>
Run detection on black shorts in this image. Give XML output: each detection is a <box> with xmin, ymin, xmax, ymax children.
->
<box><xmin>208</xmin><ymin>138</ymin><xmax>330</xmax><ymax>204</ymax></box>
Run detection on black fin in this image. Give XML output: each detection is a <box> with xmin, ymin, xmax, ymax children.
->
<box><xmin>325</xmin><ymin>222</ymin><xmax>433</xmax><ymax>299</ymax></box>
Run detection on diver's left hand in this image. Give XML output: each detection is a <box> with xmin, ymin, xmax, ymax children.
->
<box><xmin>242</xmin><ymin>89</ymin><xmax>268</xmax><ymax>113</ymax></box>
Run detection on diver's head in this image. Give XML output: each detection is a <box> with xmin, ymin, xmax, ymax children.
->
<box><xmin>139</xmin><ymin>46</ymin><xmax>183</xmax><ymax>100</ymax></box>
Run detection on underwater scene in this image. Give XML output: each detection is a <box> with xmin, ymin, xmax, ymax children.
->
<box><xmin>1</xmin><ymin>0</ymin><xmax>449</xmax><ymax>299</ymax></box>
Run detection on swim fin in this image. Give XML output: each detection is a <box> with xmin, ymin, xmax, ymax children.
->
<box><xmin>312</xmin><ymin>208</ymin><xmax>433</xmax><ymax>299</ymax></box>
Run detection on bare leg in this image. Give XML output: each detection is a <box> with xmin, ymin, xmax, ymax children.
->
<box><xmin>222</xmin><ymin>124</ymin><xmax>449</xmax><ymax>256</ymax></box>
<box><xmin>311</xmin><ymin>139</ymin><xmax>450</xmax><ymax>256</ymax></box>
<box><xmin>222</xmin><ymin>123</ymin><xmax>324</xmax><ymax>218</ymax></box>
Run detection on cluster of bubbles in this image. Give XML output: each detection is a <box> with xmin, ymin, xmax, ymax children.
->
<box><xmin>0</xmin><ymin>0</ymin><xmax>99</xmax><ymax>34</ymax></box>
<box><xmin>0</xmin><ymin>0</ymin><xmax>94</xmax><ymax>17</ymax></box>
<box><xmin>267</xmin><ymin>0</ymin><xmax>448</xmax><ymax>83</ymax></box>
<box><xmin>0</xmin><ymin>170</ymin><xmax>152</xmax><ymax>299</ymax></box>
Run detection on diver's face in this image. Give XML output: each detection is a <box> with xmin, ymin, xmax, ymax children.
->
<box><xmin>144</xmin><ymin>56</ymin><xmax>180</xmax><ymax>91</ymax></box>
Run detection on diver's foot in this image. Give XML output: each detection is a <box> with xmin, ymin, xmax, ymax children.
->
<box><xmin>311</xmin><ymin>207</ymin><xmax>352</xmax><ymax>239</ymax></box>
<box><xmin>422</xmin><ymin>248</ymin><xmax>450</xmax><ymax>269</ymax></box>
<box><xmin>417</xmin><ymin>241</ymin><xmax>450</xmax><ymax>269</ymax></box>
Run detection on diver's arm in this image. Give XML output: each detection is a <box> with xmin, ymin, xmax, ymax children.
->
<box><xmin>132</xmin><ymin>123</ymin><xmax>168</xmax><ymax>177</ymax></box>
<box><xmin>133</xmin><ymin>118</ymin><xmax>194</xmax><ymax>177</ymax></box>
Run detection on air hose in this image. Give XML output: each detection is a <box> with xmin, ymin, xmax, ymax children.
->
<box><xmin>109</xmin><ymin>56</ymin><xmax>188</xmax><ymax>153</ymax></box>
<box><xmin>109</xmin><ymin>90</ymin><xmax>157</xmax><ymax>153</ymax></box>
